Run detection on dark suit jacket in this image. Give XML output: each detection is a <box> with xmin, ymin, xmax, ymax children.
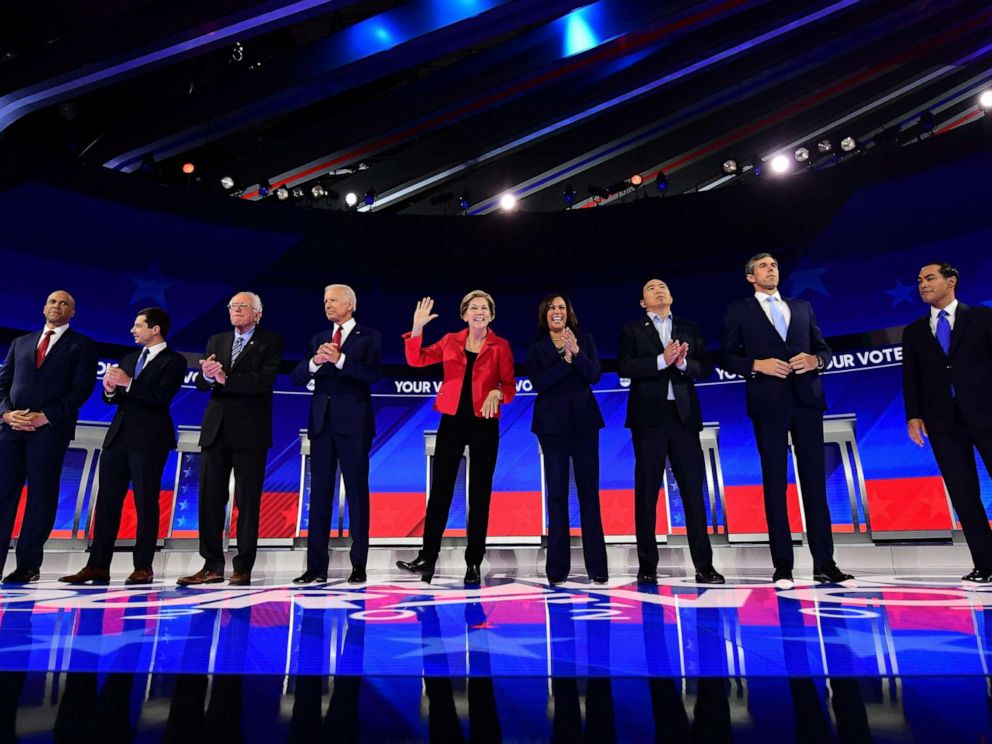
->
<box><xmin>0</xmin><ymin>327</ymin><xmax>97</xmax><ymax>442</ymax></box>
<box><xmin>291</xmin><ymin>322</ymin><xmax>382</xmax><ymax>439</ymax></box>
<box><xmin>525</xmin><ymin>331</ymin><xmax>604</xmax><ymax>436</ymax></box>
<box><xmin>195</xmin><ymin>326</ymin><xmax>283</xmax><ymax>449</ymax></box>
<box><xmin>617</xmin><ymin>315</ymin><xmax>711</xmax><ymax>431</ymax></box>
<box><xmin>103</xmin><ymin>347</ymin><xmax>187</xmax><ymax>451</ymax></box>
<box><xmin>902</xmin><ymin>302</ymin><xmax>992</xmax><ymax>433</ymax></box>
<box><xmin>721</xmin><ymin>296</ymin><xmax>832</xmax><ymax>418</ymax></box>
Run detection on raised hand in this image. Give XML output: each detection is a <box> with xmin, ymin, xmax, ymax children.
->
<box><xmin>562</xmin><ymin>328</ymin><xmax>580</xmax><ymax>355</ymax></box>
<box><xmin>411</xmin><ymin>297</ymin><xmax>439</xmax><ymax>336</ymax></box>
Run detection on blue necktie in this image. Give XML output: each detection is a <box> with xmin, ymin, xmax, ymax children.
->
<box><xmin>231</xmin><ymin>335</ymin><xmax>245</xmax><ymax>365</ymax></box>
<box><xmin>134</xmin><ymin>348</ymin><xmax>149</xmax><ymax>378</ymax></box>
<box><xmin>767</xmin><ymin>296</ymin><xmax>788</xmax><ymax>340</ymax></box>
<box><xmin>936</xmin><ymin>309</ymin><xmax>951</xmax><ymax>355</ymax></box>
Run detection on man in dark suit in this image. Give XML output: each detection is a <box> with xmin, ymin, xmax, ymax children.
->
<box><xmin>59</xmin><ymin>307</ymin><xmax>186</xmax><ymax>585</ymax></box>
<box><xmin>291</xmin><ymin>284</ymin><xmax>382</xmax><ymax>584</ymax></box>
<box><xmin>618</xmin><ymin>278</ymin><xmax>724</xmax><ymax>585</ymax></box>
<box><xmin>0</xmin><ymin>290</ymin><xmax>97</xmax><ymax>583</ymax></box>
<box><xmin>721</xmin><ymin>253</ymin><xmax>852</xmax><ymax>586</ymax></box>
<box><xmin>177</xmin><ymin>291</ymin><xmax>282</xmax><ymax>586</ymax></box>
<box><xmin>902</xmin><ymin>262</ymin><xmax>992</xmax><ymax>583</ymax></box>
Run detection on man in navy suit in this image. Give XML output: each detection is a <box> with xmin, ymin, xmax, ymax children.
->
<box><xmin>60</xmin><ymin>307</ymin><xmax>186</xmax><ymax>585</ymax></box>
<box><xmin>902</xmin><ymin>263</ymin><xmax>992</xmax><ymax>583</ymax></box>
<box><xmin>0</xmin><ymin>290</ymin><xmax>97</xmax><ymax>583</ymax></box>
<box><xmin>618</xmin><ymin>279</ymin><xmax>724</xmax><ymax>585</ymax></box>
<box><xmin>721</xmin><ymin>254</ymin><xmax>852</xmax><ymax>586</ymax></box>
<box><xmin>292</xmin><ymin>284</ymin><xmax>382</xmax><ymax>584</ymax></box>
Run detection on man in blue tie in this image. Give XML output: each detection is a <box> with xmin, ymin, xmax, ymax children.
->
<box><xmin>902</xmin><ymin>262</ymin><xmax>992</xmax><ymax>583</ymax></box>
<box><xmin>721</xmin><ymin>253</ymin><xmax>853</xmax><ymax>586</ymax></box>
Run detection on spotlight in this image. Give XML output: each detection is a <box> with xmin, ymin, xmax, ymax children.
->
<box><xmin>817</xmin><ymin>139</ymin><xmax>833</xmax><ymax>154</ymax></box>
<box><xmin>840</xmin><ymin>136</ymin><xmax>859</xmax><ymax>153</ymax></box>
<box><xmin>258</xmin><ymin>179</ymin><xmax>271</xmax><ymax>197</ymax></box>
<box><xmin>655</xmin><ymin>171</ymin><xmax>669</xmax><ymax>192</ymax></box>
<box><xmin>749</xmin><ymin>156</ymin><xmax>763</xmax><ymax>177</ymax></box>
<box><xmin>722</xmin><ymin>159</ymin><xmax>738</xmax><ymax>176</ymax></box>
<box><xmin>979</xmin><ymin>90</ymin><xmax>992</xmax><ymax>110</ymax></box>
<box><xmin>220</xmin><ymin>176</ymin><xmax>235</xmax><ymax>190</ymax></box>
<box><xmin>588</xmin><ymin>185</ymin><xmax>610</xmax><ymax>200</ymax></box>
<box><xmin>499</xmin><ymin>193</ymin><xmax>517</xmax><ymax>211</ymax></box>
<box><xmin>363</xmin><ymin>188</ymin><xmax>377</xmax><ymax>207</ymax></box>
<box><xmin>311</xmin><ymin>184</ymin><xmax>326</xmax><ymax>198</ymax></box>
<box><xmin>563</xmin><ymin>185</ymin><xmax>576</xmax><ymax>206</ymax></box>
<box><xmin>770</xmin><ymin>155</ymin><xmax>791</xmax><ymax>174</ymax></box>
<box><xmin>344</xmin><ymin>192</ymin><xmax>358</xmax><ymax>207</ymax></box>
<box><xmin>794</xmin><ymin>147</ymin><xmax>810</xmax><ymax>163</ymax></box>
<box><xmin>182</xmin><ymin>162</ymin><xmax>195</xmax><ymax>175</ymax></box>
<box><xmin>630</xmin><ymin>173</ymin><xmax>643</xmax><ymax>187</ymax></box>
<box><xmin>292</xmin><ymin>188</ymin><xmax>304</xmax><ymax>199</ymax></box>
<box><xmin>458</xmin><ymin>192</ymin><xmax>471</xmax><ymax>211</ymax></box>
<box><xmin>275</xmin><ymin>187</ymin><xmax>289</xmax><ymax>200</ymax></box>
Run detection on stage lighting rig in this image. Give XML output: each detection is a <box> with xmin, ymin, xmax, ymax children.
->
<box><xmin>721</xmin><ymin>159</ymin><xmax>738</xmax><ymax>176</ymax></box>
<box><xmin>655</xmin><ymin>172</ymin><xmax>669</xmax><ymax>193</ymax></box>
<box><xmin>562</xmin><ymin>185</ymin><xmax>577</xmax><ymax>207</ymax></box>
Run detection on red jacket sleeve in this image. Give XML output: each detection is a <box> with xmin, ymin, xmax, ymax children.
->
<box><xmin>403</xmin><ymin>331</ymin><xmax>446</xmax><ymax>367</ymax></box>
<box><xmin>497</xmin><ymin>338</ymin><xmax>516</xmax><ymax>404</ymax></box>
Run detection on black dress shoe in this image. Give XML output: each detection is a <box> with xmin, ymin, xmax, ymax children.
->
<box><xmin>962</xmin><ymin>568</ymin><xmax>992</xmax><ymax>583</ymax></box>
<box><xmin>636</xmin><ymin>570</ymin><xmax>658</xmax><ymax>585</ymax></box>
<box><xmin>348</xmin><ymin>567</ymin><xmax>367</xmax><ymax>584</ymax></box>
<box><xmin>813</xmin><ymin>564</ymin><xmax>854</xmax><ymax>583</ymax></box>
<box><xmin>464</xmin><ymin>564</ymin><xmax>481</xmax><ymax>585</ymax></box>
<box><xmin>590</xmin><ymin>576</ymin><xmax>609</xmax><ymax>585</ymax></box>
<box><xmin>397</xmin><ymin>556</ymin><xmax>435</xmax><ymax>583</ymax></box>
<box><xmin>548</xmin><ymin>576</ymin><xmax>567</xmax><ymax>586</ymax></box>
<box><xmin>292</xmin><ymin>571</ymin><xmax>327</xmax><ymax>584</ymax></box>
<box><xmin>694</xmin><ymin>567</ymin><xmax>725</xmax><ymax>585</ymax></box>
<box><xmin>2</xmin><ymin>568</ymin><xmax>40</xmax><ymax>584</ymax></box>
<box><xmin>772</xmin><ymin>568</ymin><xmax>794</xmax><ymax>586</ymax></box>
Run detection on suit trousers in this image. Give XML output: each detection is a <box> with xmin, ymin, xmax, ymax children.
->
<box><xmin>752</xmin><ymin>402</ymin><xmax>834</xmax><ymax>570</ymax></box>
<box><xmin>421</xmin><ymin>416</ymin><xmax>499</xmax><ymax>565</ymax></box>
<box><xmin>0</xmin><ymin>436</ymin><xmax>70</xmax><ymax>574</ymax></box>
<box><xmin>306</xmin><ymin>426</ymin><xmax>372</xmax><ymax>573</ymax></box>
<box><xmin>631</xmin><ymin>405</ymin><xmax>714</xmax><ymax>572</ymax></box>
<box><xmin>929</xmin><ymin>404</ymin><xmax>992</xmax><ymax>571</ymax></box>
<box><xmin>87</xmin><ymin>446</ymin><xmax>169</xmax><ymax>570</ymax></box>
<box><xmin>198</xmin><ymin>443</ymin><xmax>267</xmax><ymax>574</ymax></box>
<box><xmin>538</xmin><ymin>431</ymin><xmax>608</xmax><ymax>580</ymax></box>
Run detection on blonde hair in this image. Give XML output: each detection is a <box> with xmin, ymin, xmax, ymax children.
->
<box><xmin>460</xmin><ymin>290</ymin><xmax>495</xmax><ymax>320</ymax></box>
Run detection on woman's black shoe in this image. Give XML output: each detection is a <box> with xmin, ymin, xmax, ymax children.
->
<box><xmin>464</xmin><ymin>564</ymin><xmax>481</xmax><ymax>585</ymax></box>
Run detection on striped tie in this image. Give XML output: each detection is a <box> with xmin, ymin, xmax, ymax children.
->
<box><xmin>231</xmin><ymin>335</ymin><xmax>245</xmax><ymax>366</ymax></box>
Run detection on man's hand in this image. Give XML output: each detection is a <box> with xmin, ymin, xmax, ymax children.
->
<box><xmin>2</xmin><ymin>409</ymin><xmax>35</xmax><ymax>431</ymax></box>
<box><xmin>104</xmin><ymin>366</ymin><xmax>132</xmax><ymax>389</ymax></box>
<box><xmin>672</xmin><ymin>340</ymin><xmax>689</xmax><ymax>368</ymax></box>
<box><xmin>907</xmin><ymin>418</ymin><xmax>928</xmax><ymax>447</ymax></box>
<box><xmin>26</xmin><ymin>412</ymin><xmax>49</xmax><ymax>429</ymax></box>
<box><xmin>753</xmin><ymin>358</ymin><xmax>792</xmax><ymax>378</ymax></box>
<box><xmin>663</xmin><ymin>340</ymin><xmax>684</xmax><ymax>365</ymax></box>
<box><xmin>326</xmin><ymin>343</ymin><xmax>342</xmax><ymax>364</ymax></box>
<box><xmin>789</xmin><ymin>352</ymin><xmax>819</xmax><ymax>375</ymax></box>
<box><xmin>103</xmin><ymin>372</ymin><xmax>117</xmax><ymax>393</ymax></box>
<box><xmin>199</xmin><ymin>354</ymin><xmax>227</xmax><ymax>384</ymax></box>
<box><xmin>480</xmin><ymin>390</ymin><xmax>502</xmax><ymax>419</ymax></box>
<box><xmin>314</xmin><ymin>342</ymin><xmax>336</xmax><ymax>365</ymax></box>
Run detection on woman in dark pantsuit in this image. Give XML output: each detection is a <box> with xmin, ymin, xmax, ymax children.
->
<box><xmin>396</xmin><ymin>291</ymin><xmax>515</xmax><ymax>584</ymax></box>
<box><xmin>525</xmin><ymin>294</ymin><xmax>608</xmax><ymax>584</ymax></box>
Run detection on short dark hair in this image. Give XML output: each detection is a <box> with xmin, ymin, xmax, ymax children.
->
<box><xmin>923</xmin><ymin>262</ymin><xmax>960</xmax><ymax>286</ymax></box>
<box><xmin>537</xmin><ymin>293</ymin><xmax>579</xmax><ymax>333</ymax></box>
<box><xmin>138</xmin><ymin>307</ymin><xmax>171</xmax><ymax>339</ymax></box>
<box><xmin>745</xmin><ymin>252</ymin><xmax>775</xmax><ymax>276</ymax></box>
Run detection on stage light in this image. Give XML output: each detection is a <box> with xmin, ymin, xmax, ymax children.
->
<box><xmin>563</xmin><ymin>185</ymin><xmax>576</xmax><ymax>206</ymax></box>
<box><xmin>840</xmin><ymin>136</ymin><xmax>859</xmax><ymax>152</ymax></box>
<box><xmin>749</xmin><ymin>156</ymin><xmax>763</xmax><ymax>177</ymax></box>
<box><xmin>817</xmin><ymin>139</ymin><xmax>833</xmax><ymax>154</ymax></box>
<box><xmin>344</xmin><ymin>192</ymin><xmax>358</xmax><ymax>207</ymax></box>
<box><xmin>275</xmin><ymin>187</ymin><xmax>289</xmax><ymax>200</ymax></box>
<box><xmin>499</xmin><ymin>193</ymin><xmax>517</xmax><ymax>211</ymax></box>
<box><xmin>220</xmin><ymin>176</ymin><xmax>235</xmax><ymax>190</ymax></box>
<box><xmin>258</xmin><ymin>179</ymin><xmax>270</xmax><ymax>197</ymax></box>
<box><xmin>182</xmin><ymin>162</ymin><xmax>195</xmax><ymax>174</ymax></box>
<box><xmin>980</xmin><ymin>90</ymin><xmax>992</xmax><ymax>110</ymax></box>
<box><xmin>292</xmin><ymin>188</ymin><xmax>304</xmax><ymax>199</ymax></box>
<box><xmin>722</xmin><ymin>159</ymin><xmax>738</xmax><ymax>175</ymax></box>
<box><xmin>588</xmin><ymin>185</ymin><xmax>610</xmax><ymax>200</ymax></box>
<box><xmin>363</xmin><ymin>188</ymin><xmax>377</xmax><ymax>207</ymax></box>
<box><xmin>770</xmin><ymin>155</ymin><xmax>791</xmax><ymax>174</ymax></box>
<box><xmin>458</xmin><ymin>192</ymin><xmax>471</xmax><ymax>211</ymax></box>
<box><xmin>630</xmin><ymin>173</ymin><xmax>643</xmax><ymax>187</ymax></box>
<box><xmin>311</xmin><ymin>184</ymin><xmax>326</xmax><ymax>198</ymax></box>
<box><xmin>655</xmin><ymin>172</ymin><xmax>669</xmax><ymax>192</ymax></box>
<box><xmin>794</xmin><ymin>147</ymin><xmax>810</xmax><ymax>163</ymax></box>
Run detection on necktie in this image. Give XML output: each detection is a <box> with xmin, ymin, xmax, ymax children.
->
<box><xmin>231</xmin><ymin>335</ymin><xmax>245</xmax><ymax>366</ymax></box>
<box><xmin>134</xmin><ymin>348</ymin><xmax>149</xmax><ymax>378</ymax></box>
<box><xmin>35</xmin><ymin>330</ymin><xmax>54</xmax><ymax>368</ymax></box>
<box><xmin>333</xmin><ymin>325</ymin><xmax>343</xmax><ymax>348</ymax></box>
<box><xmin>767</xmin><ymin>296</ymin><xmax>788</xmax><ymax>341</ymax></box>
<box><xmin>936</xmin><ymin>309</ymin><xmax>951</xmax><ymax>355</ymax></box>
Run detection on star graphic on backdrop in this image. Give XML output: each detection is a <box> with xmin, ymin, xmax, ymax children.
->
<box><xmin>128</xmin><ymin>262</ymin><xmax>174</xmax><ymax>308</ymax></box>
<box><xmin>885</xmin><ymin>279</ymin><xmax>917</xmax><ymax>307</ymax></box>
<box><xmin>179</xmin><ymin>500</ymin><xmax>188</xmax><ymax>511</ymax></box>
<box><xmin>176</xmin><ymin>516</ymin><xmax>186</xmax><ymax>527</ymax></box>
<box><xmin>183</xmin><ymin>467</ymin><xmax>192</xmax><ymax>478</ymax></box>
<box><xmin>788</xmin><ymin>268</ymin><xmax>829</xmax><ymax>298</ymax></box>
<box><xmin>180</xmin><ymin>485</ymin><xmax>188</xmax><ymax>495</ymax></box>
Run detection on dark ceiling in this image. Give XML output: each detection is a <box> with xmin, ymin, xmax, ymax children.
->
<box><xmin>3</xmin><ymin>0</ymin><xmax>992</xmax><ymax>215</ymax></box>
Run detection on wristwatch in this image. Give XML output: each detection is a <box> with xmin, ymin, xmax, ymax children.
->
<box><xmin>815</xmin><ymin>354</ymin><xmax>825</xmax><ymax>371</ymax></box>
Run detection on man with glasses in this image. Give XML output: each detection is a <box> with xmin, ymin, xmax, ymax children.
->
<box><xmin>0</xmin><ymin>290</ymin><xmax>97</xmax><ymax>583</ymax></box>
<box><xmin>177</xmin><ymin>291</ymin><xmax>282</xmax><ymax>586</ymax></box>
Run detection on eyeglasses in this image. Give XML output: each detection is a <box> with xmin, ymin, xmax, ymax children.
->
<box><xmin>227</xmin><ymin>303</ymin><xmax>254</xmax><ymax>311</ymax></box>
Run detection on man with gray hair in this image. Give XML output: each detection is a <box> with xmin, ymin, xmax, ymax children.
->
<box><xmin>178</xmin><ymin>291</ymin><xmax>283</xmax><ymax>586</ymax></box>
<box><xmin>292</xmin><ymin>284</ymin><xmax>382</xmax><ymax>583</ymax></box>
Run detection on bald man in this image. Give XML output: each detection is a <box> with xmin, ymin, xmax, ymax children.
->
<box><xmin>0</xmin><ymin>290</ymin><xmax>97</xmax><ymax>583</ymax></box>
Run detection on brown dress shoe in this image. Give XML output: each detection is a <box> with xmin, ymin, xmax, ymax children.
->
<box><xmin>125</xmin><ymin>568</ymin><xmax>155</xmax><ymax>585</ymax></box>
<box><xmin>59</xmin><ymin>566</ymin><xmax>110</xmax><ymax>585</ymax></box>
<box><xmin>176</xmin><ymin>568</ymin><xmax>225</xmax><ymax>586</ymax></box>
<box><xmin>228</xmin><ymin>571</ymin><xmax>251</xmax><ymax>586</ymax></box>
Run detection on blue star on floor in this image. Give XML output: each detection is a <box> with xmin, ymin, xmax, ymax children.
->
<box><xmin>1</xmin><ymin>628</ymin><xmax>158</xmax><ymax>656</ymax></box>
<box><xmin>885</xmin><ymin>278</ymin><xmax>917</xmax><ymax>306</ymax></box>
<box><xmin>389</xmin><ymin>632</ymin><xmax>563</xmax><ymax>660</ymax></box>
<box><xmin>788</xmin><ymin>268</ymin><xmax>829</xmax><ymax>297</ymax></box>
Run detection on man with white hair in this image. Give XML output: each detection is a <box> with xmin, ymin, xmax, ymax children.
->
<box><xmin>292</xmin><ymin>284</ymin><xmax>382</xmax><ymax>583</ymax></box>
<box><xmin>178</xmin><ymin>291</ymin><xmax>283</xmax><ymax>586</ymax></box>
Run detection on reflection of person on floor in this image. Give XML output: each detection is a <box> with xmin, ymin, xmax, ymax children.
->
<box><xmin>290</xmin><ymin>675</ymin><xmax>361</xmax><ymax>742</ymax></box>
<box><xmin>164</xmin><ymin>674</ymin><xmax>243</xmax><ymax>742</ymax></box>
<box><xmin>55</xmin><ymin>672</ymin><xmax>137</xmax><ymax>742</ymax></box>
<box><xmin>551</xmin><ymin>678</ymin><xmax>616</xmax><ymax>743</ymax></box>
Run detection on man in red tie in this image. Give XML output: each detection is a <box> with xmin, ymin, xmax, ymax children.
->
<box><xmin>0</xmin><ymin>290</ymin><xmax>97</xmax><ymax>583</ymax></box>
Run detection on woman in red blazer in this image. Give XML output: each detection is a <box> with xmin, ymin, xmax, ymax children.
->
<box><xmin>396</xmin><ymin>290</ymin><xmax>515</xmax><ymax>584</ymax></box>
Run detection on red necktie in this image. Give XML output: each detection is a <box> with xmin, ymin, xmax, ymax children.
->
<box><xmin>35</xmin><ymin>330</ymin><xmax>54</xmax><ymax>368</ymax></box>
<box><xmin>333</xmin><ymin>325</ymin><xmax>342</xmax><ymax>348</ymax></box>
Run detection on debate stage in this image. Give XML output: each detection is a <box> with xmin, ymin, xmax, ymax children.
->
<box><xmin>1</xmin><ymin>544</ymin><xmax>992</xmax><ymax>740</ymax></box>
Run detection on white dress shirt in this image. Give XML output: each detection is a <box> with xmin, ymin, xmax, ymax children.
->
<box><xmin>309</xmin><ymin>317</ymin><xmax>356</xmax><ymax>373</ymax></box>
<box><xmin>124</xmin><ymin>341</ymin><xmax>168</xmax><ymax>392</ymax></box>
<box><xmin>755</xmin><ymin>291</ymin><xmax>791</xmax><ymax>329</ymax></box>
<box><xmin>647</xmin><ymin>311</ymin><xmax>685</xmax><ymax>400</ymax></box>
<box><xmin>929</xmin><ymin>298</ymin><xmax>958</xmax><ymax>335</ymax></box>
<box><xmin>36</xmin><ymin>323</ymin><xmax>70</xmax><ymax>354</ymax></box>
